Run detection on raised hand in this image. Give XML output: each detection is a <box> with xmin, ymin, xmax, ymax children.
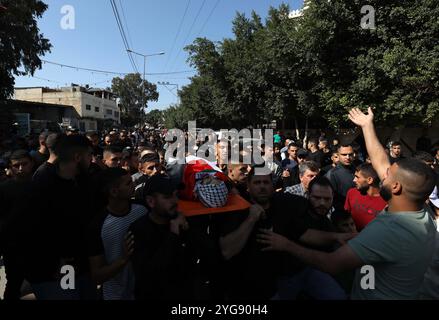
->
<box><xmin>348</xmin><ymin>107</ymin><xmax>374</xmax><ymax>128</ymax></box>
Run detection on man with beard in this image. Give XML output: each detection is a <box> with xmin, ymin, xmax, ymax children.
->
<box><xmin>129</xmin><ymin>175</ymin><xmax>200</xmax><ymax>300</ymax></box>
<box><xmin>215</xmin><ymin>166</ymin><xmax>355</xmax><ymax>300</ymax></box>
<box><xmin>344</xmin><ymin>163</ymin><xmax>386</xmax><ymax>231</ymax></box>
<box><xmin>18</xmin><ymin>135</ymin><xmax>97</xmax><ymax>300</ymax></box>
<box><xmin>275</xmin><ymin>176</ymin><xmax>350</xmax><ymax>300</ymax></box>
<box><xmin>0</xmin><ymin>150</ymin><xmax>35</xmax><ymax>299</ymax></box>
<box><xmin>258</xmin><ymin>107</ymin><xmax>437</xmax><ymax>300</ymax></box>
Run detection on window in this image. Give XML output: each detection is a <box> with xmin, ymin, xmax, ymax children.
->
<box><xmin>106</xmin><ymin>109</ymin><xmax>113</xmax><ymax>115</ymax></box>
<box><xmin>114</xmin><ymin>111</ymin><xmax>120</xmax><ymax>118</ymax></box>
<box><xmin>95</xmin><ymin>107</ymin><xmax>100</xmax><ymax>112</ymax></box>
<box><xmin>86</xmin><ymin>104</ymin><xmax>91</xmax><ymax>111</ymax></box>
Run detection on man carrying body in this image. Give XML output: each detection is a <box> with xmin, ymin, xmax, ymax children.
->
<box><xmin>259</xmin><ymin>107</ymin><xmax>437</xmax><ymax>300</ymax></box>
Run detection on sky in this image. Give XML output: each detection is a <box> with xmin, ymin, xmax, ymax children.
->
<box><xmin>15</xmin><ymin>0</ymin><xmax>305</xmax><ymax>111</ymax></box>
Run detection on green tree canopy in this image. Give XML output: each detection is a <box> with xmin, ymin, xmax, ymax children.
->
<box><xmin>111</xmin><ymin>73</ymin><xmax>159</xmax><ymax>126</ymax></box>
<box><xmin>0</xmin><ymin>0</ymin><xmax>52</xmax><ymax>100</ymax></box>
<box><xmin>174</xmin><ymin>0</ymin><xmax>439</xmax><ymax>130</ymax></box>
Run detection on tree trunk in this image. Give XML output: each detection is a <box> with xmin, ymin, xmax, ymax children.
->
<box><xmin>294</xmin><ymin>118</ymin><xmax>300</xmax><ymax>141</ymax></box>
<box><xmin>303</xmin><ymin>118</ymin><xmax>309</xmax><ymax>149</ymax></box>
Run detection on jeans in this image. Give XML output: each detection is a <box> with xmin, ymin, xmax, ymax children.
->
<box><xmin>275</xmin><ymin>267</ymin><xmax>347</xmax><ymax>300</ymax></box>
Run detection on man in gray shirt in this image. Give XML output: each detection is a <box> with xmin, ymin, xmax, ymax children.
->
<box><xmin>258</xmin><ymin>107</ymin><xmax>437</xmax><ymax>300</ymax></box>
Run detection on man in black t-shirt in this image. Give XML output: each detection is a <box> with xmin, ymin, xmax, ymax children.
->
<box><xmin>18</xmin><ymin>135</ymin><xmax>98</xmax><ymax>300</ymax></box>
<box><xmin>0</xmin><ymin>150</ymin><xmax>34</xmax><ymax>300</ymax></box>
<box><xmin>307</xmin><ymin>138</ymin><xmax>325</xmax><ymax>168</ymax></box>
<box><xmin>215</xmin><ymin>166</ymin><xmax>354</xmax><ymax>300</ymax></box>
<box><xmin>129</xmin><ymin>175</ymin><xmax>201</xmax><ymax>300</ymax></box>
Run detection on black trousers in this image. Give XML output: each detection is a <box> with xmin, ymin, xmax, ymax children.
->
<box><xmin>2</xmin><ymin>251</ymin><xmax>25</xmax><ymax>300</ymax></box>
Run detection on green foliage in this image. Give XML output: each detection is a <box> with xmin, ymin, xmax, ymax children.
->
<box><xmin>175</xmin><ymin>0</ymin><xmax>439</xmax><ymax>129</ymax></box>
<box><xmin>0</xmin><ymin>0</ymin><xmax>51</xmax><ymax>135</ymax></box>
<box><xmin>111</xmin><ymin>73</ymin><xmax>159</xmax><ymax>126</ymax></box>
<box><xmin>144</xmin><ymin>109</ymin><xmax>164</xmax><ymax>128</ymax></box>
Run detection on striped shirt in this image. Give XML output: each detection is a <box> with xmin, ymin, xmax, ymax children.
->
<box><xmin>98</xmin><ymin>204</ymin><xmax>147</xmax><ymax>300</ymax></box>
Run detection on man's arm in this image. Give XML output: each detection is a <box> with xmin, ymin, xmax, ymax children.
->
<box><xmin>89</xmin><ymin>232</ymin><xmax>134</xmax><ymax>284</ymax></box>
<box><xmin>299</xmin><ymin>229</ymin><xmax>356</xmax><ymax>247</ymax></box>
<box><xmin>89</xmin><ymin>255</ymin><xmax>130</xmax><ymax>284</ymax></box>
<box><xmin>348</xmin><ymin>107</ymin><xmax>390</xmax><ymax>180</ymax></box>
<box><xmin>258</xmin><ymin>230</ymin><xmax>363</xmax><ymax>275</ymax></box>
<box><xmin>219</xmin><ymin>204</ymin><xmax>264</xmax><ymax>260</ymax></box>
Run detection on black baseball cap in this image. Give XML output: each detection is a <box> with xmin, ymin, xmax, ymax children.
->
<box><xmin>143</xmin><ymin>174</ymin><xmax>177</xmax><ymax>196</ymax></box>
<box><xmin>297</xmin><ymin>149</ymin><xmax>309</xmax><ymax>158</ymax></box>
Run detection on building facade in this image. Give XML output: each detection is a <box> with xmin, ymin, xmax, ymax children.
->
<box><xmin>14</xmin><ymin>85</ymin><xmax>120</xmax><ymax>132</ymax></box>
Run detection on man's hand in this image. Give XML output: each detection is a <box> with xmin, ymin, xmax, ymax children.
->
<box><xmin>170</xmin><ymin>212</ymin><xmax>189</xmax><ymax>235</ymax></box>
<box><xmin>248</xmin><ymin>203</ymin><xmax>265</xmax><ymax>222</ymax></box>
<box><xmin>257</xmin><ymin>229</ymin><xmax>291</xmax><ymax>252</ymax></box>
<box><xmin>334</xmin><ymin>232</ymin><xmax>358</xmax><ymax>245</ymax></box>
<box><xmin>282</xmin><ymin>169</ymin><xmax>290</xmax><ymax>178</ymax></box>
<box><xmin>348</xmin><ymin>107</ymin><xmax>374</xmax><ymax>128</ymax></box>
<box><xmin>122</xmin><ymin>231</ymin><xmax>135</xmax><ymax>262</ymax></box>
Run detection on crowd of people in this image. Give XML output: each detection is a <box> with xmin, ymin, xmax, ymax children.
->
<box><xmin>0</xmin><ymin>108</ymin><xmax>438</xmax><ymax>300</ymax></box>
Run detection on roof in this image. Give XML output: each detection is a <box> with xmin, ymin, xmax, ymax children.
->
<box><xmin>8</xmin><ymin>99</ymin><xmax>75</xmax><ymax>109</ymax></box>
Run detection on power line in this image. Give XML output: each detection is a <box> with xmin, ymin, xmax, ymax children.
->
<box><xmin>110</xmin><ymin>0</ymin><xmax>138</xmax><ymax>73</ymax></box>
<box><xmin>117</xmin><ymin>0</ymin><xmax>140</xmax><ymax>70</ymax></box>
<box><xmin>118</xmin><ymin>0</ymin><xmax>134</xmax><ymax>49</ymax></box>
<box><xmin>28</xmin><ymin>75</ymin><xmax>66</xmax><ymax>85</ymax></box>
<box><xmin>163</xmin><ymin>0</ymin><xmax>192</xmax><ymax>71</ymax></box>
<box><xmin>159</xmin><ymin>83</ymin><xmax>178</xmax><ymax>99</ymax></box>
<box><xmin>168</xmin><ymin>0</ymin><xmax>207</xmax><ymax>72</ymax></box>
<box><xmin>196</xmin><ymin>0</ymin><xmax>221</xmax><ymax>37</ymax></box>
<box><xmin>41</xmin><ymin>59</ymin><xmax>196</xmax><ymax>75</ymax></box>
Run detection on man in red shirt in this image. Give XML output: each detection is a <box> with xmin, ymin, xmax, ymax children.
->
<box><xmin>344</xmin><ymin>163</ymin><xmax>387</xmax><ymax>230</ymax></box>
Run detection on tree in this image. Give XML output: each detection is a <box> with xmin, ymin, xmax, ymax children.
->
<box><xmin>144</xmin><ymin>109</ymin><xmax>163</xmax><ymax>128</ymax></box>
<box><xmin>298</xmin><ymin>0</ymin><xmax>439</xmax><ymax>128</ymax></box>
<box><xmin>0</xmin><ymin>0</ymin><xmax>51</xmax><ymax>100</ymax></box>
<box><xmin>111</xmin><ymin>73</ymin><xmax>159</xmax><ymax>126</ymax></box>
<box><xmin>179</xmin><ymin>1</ymin><xmax>439</xmax><ymax>131</ymax></box>
<box><xmin>163</xmin><ymin>104</ymin><xmax>194</xmax><ymax>130</ymax></box>
<box><xmin>0</xmin><ymin>0</ymin><xmax>51</xmax><ymax>135</ymax></box>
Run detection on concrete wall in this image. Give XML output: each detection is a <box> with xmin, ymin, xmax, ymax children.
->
<box><xmin>15</xmin><ymin>88</ymin><xmax>120</xmax><ymax>124</ymax></box>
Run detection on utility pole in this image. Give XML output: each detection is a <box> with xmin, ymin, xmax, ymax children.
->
<box><xmin>127</xmin><ymin>49</ymin><xmax>165</xmax><ymax>127</ymax></box>
<box><xmin>158</xmin><ymin>81</ymin><xmax>180</xmax><ymax>104</ymax></box>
